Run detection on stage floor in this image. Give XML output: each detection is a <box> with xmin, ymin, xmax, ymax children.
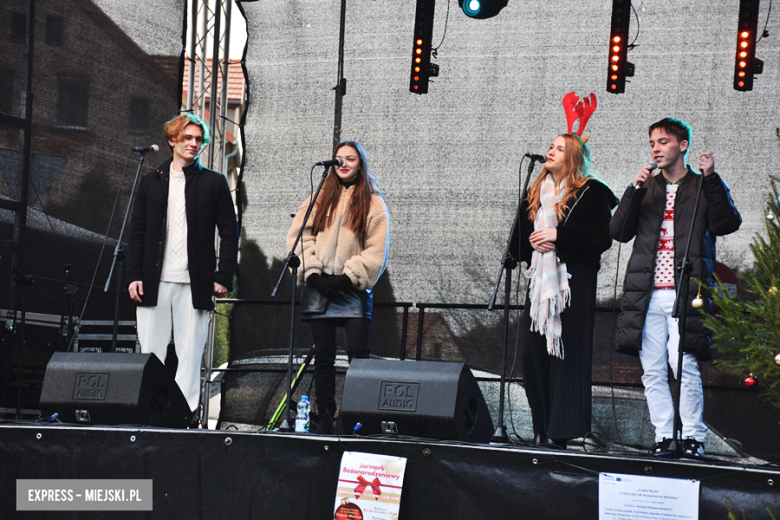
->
<box><xmin>1</xmin><ymin>422</ymin><xmax>778</xmax><ymax>519</ymax></box>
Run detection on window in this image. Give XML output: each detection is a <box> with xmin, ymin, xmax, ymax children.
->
<box><xmin>0</xmin><ymin>71</ymin><xmax>14</xmax><ymax>115</ymax></box>
<box><xmin>56</xmin><ymin>77</ymin><xmax>89</xmax><ymax>128</ymax></box>
<box><xmin>129</xmin><ymin>98</ymin><xmax>149</xmax><ymax>134</ymax></box>
<box><xmin>45</xmin><ymin>16</ymin><xmax>64</xmax><ymax>46</ymax></box>
<box><xmin>11</xmin><ymin>13</ymin><xmax>26</xmax><ymax>43</ymax></box>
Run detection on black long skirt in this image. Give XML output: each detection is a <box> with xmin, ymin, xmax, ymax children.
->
<box><xmin>521</xmin><ymin>262</ymin><xmax>598</xmax><ymax>440</ymax></box>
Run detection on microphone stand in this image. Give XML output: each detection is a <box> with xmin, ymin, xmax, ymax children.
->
<box><xmin>104</xmin><ymin>153</ymin><xmax>147</xmax><ymax>352</ymax></box>
<box><xmin>13</xmin><ymin>271</ymin><xmax>33</xmax><ymax>420</ymax></box>
<box><xmin>271</xmin><ymin>164</ymin><xmax>330</xmax><ymax>432</ymax></box>
<box><xmin>488</xmin><ymin>157</ymin><xmax>540</xmax><ymax>443</ymax></box>
<box><xmin>667</xmin><ymin>170</ymin><xmax>705</xmax><ymax>458</ymax></box>
<box><xmin>58</xmin><ymin>263</ymin><xmax>77</xmax><ymax>352</ymax></box>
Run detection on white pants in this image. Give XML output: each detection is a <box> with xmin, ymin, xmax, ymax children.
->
<box><xmin>136</xmin><ymin>282</ymin><xmax>209</xmax><ymax>412</ymax></box>
<box><xmin>639</xmin><ymin>289</ymin><xmax>707</xmax><ymax>443</ymax></box>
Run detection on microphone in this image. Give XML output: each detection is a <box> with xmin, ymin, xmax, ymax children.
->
<box><xmin>635</xmin><ymin>160</ymin><xmax>657</xmax><ymax>188</ymax></box>
<box><xmin>132</xmin><ymin>145</ymin><xmax>160</xmax><ymax>153</ymax></box>
<box><xmin>316</xmin><ymin>158</ymin><xmax>344</xmax><ymax>168</ymax></box>
<box><xmin>525</xmin><ymin>153</ymin><xmax>547</xmax><ymax>162</ymax></box>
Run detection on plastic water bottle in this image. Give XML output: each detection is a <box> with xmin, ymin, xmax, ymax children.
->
<box><xmin>295</xmin><ymin>395</ymin><xmax>310</xmax><ymax>433</ymax></box>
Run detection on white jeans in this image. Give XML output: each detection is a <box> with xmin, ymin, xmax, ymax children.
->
<box><xmin>639</xmin><ymin>289</ymin><xmax>706</xmax><ymax>443</ymax></box>
<box><xmin>136</xmin><ymin>282</ymin><xmax>209</xmax><ymax>412</ymax></box>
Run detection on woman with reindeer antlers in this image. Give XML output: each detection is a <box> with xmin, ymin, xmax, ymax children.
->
<box><xmin>511</xmin><ymin>93</ymin><xmax>618</xmax><ymax>448</ymax></box>
<box><xmin>286</xmin><ymin>140</ymin><xmax>389</xmax><ymax>434</ymax></box>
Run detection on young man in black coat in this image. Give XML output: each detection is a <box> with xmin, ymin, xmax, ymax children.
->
<box><xmin>610</xmin><ymin>118</ymin><xmax>741</xmax><ymax>458</ymax></box>
<box><xmin>126</xmin><ymin>114</ymin><xmax>238</xmax><ymax>413</ymax></box>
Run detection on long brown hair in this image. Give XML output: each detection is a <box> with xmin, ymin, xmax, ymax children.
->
<box><xmin>311</xmin><ymin>141</ymin><xmax>373</xmax><ymax>237</ymax></box>
<box><xmin>526</xmin><ymin>134</ymin><xmax>592</xmax><ymax>222</ymax></box>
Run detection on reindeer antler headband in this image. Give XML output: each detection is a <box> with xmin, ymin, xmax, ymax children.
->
<box><xmin>562</xmin><ymin>92</ymin><xmax>597</xmax><ymax>145</ymax></box>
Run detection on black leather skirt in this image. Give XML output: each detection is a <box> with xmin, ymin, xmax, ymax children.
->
<box><xmin>301</xmin><ymin>274</ymin><xmax>373</xmax><ymax>321</ymax></box>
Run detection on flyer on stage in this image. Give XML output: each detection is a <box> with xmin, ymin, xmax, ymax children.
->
<box><xmin>599</xmin><ymin>472</ymin><xmax>700</xmax><ymax>520</ymax></box>
<box><xmin>334</xmin><ymin>452</ymin><xmax>407</xmax><ymax>520</ymax></box>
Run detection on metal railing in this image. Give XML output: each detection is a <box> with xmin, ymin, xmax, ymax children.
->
<box><xmin>213</xmin><ymin>299</ymin><xmax>415</xmax><ymax>360</ymax></box>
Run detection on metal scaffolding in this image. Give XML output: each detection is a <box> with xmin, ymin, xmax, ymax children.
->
<box><xmin>186</xmin><ymin>0</ymin><xmax>237</xmax><ymax>427</ymax></box>
<box><xmin>186</xmin><ymin>0</ymin><xmax>234</xmax><ymax>174</ymax></box>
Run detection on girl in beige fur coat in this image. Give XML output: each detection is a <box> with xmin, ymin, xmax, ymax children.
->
<box><xmin>286</xmin><ymin>141</ymin><xmax>389</xmax><ymax>434</ymax></box>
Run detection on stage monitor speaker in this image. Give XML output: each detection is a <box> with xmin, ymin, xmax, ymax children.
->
<box><xmin>39</xmin><ymin>352</ymin><xmax>192</xmax><ymax>428</ymax></box>
<box><xmin>339</xmin><ymin>359</ymin><xmax>494</xmax><ymax>443</ymax></box>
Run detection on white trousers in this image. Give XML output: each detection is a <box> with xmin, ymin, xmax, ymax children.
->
<box><xmin>136</xmin><ymin>282</ymin><xmax>209</xmax><ymax>412</ymax></box>
<box><xmin>639</xmin><ymin>289</ymin><xmax>706</xmax><ymax>443</ymax></box>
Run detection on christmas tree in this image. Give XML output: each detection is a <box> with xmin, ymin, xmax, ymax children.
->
<box><xmin>702</xmin><ymin>173</ymin><xmax>780</xmax><ymax>408</ymax></box>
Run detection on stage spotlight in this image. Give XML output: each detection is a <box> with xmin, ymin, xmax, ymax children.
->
<box><xmin>734</xmin><ymin>0</ymin><xmax>763</xmax><ymax>91</ymax></box>
<box><xmin>457</xmin><ymin>0</ymin><xmax>507</xmax><ymax>19</ymax></box>
<box><xmin>607</xmin><ymin>0</ymin><xmax>634</xmax><ymax>94</ymax></box>
<box><xmin>410</xmin><ymin>0</ymin><xmax>438</xmax><ymax>94</ymax></box>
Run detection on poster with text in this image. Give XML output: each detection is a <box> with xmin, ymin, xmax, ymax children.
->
<box><xmin>599</xmin><ymin>472</ymin><xmax>700</xmax><ymax>519</ymax></box>
<box><xmin>334</xmin><ymin>451</ymin><xmax>407</xmax><ymax>520</ymax></box>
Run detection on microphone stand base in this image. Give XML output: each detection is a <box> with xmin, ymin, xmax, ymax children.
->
<box><xmin>277</xmin><ymin>419</ymin><xmax>294</xmax><ymax>433</ymax></box>
<box><xmin>489</xmin><ymin>426</ymin><xmax>509</xmax><ymax>444</ymax></box>
<box><xmin>664</xmin><ymin>439</ymin><xmax>684</xmax><ymax>458</ymax></box>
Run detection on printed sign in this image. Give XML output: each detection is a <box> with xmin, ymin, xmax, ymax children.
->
<box><xmin>335</xmin><ymin>452</ymin><xmax>407</xmax><ymax>520</ymax></box>
<box><xmin>599</xmin><ymin>473</ymin><xmax>700</xmax><ymax>520</ymax></box>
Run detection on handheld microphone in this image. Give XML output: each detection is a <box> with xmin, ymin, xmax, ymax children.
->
<box><xmin>635</xmin><ymin>160</ymin><xmax>657</xmax><ymax>188</ymax></box>
<box><xmin>525</xmin><ymin>153</ymin><xmax>547</xmax><ymax>162</ymax></box>
<box><xmin>132</xmin><ymin>145</ymin><xmax>160</xmax><ymax>153</ymax></box>
<box><xmin>316</xmin><ymin>158</ymin><xmax>344</xmax><ymax>167</ymax></box>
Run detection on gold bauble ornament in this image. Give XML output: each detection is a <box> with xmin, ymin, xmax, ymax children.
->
<box><xmin>775</xmin><ymin>353</ymin><xmax>780</xmax><ymax>366</ymax></box>
<box><xmin>770</xmin><ymin>286</ymin><xmax>778</xmax><ymax>296</ymax></box>
<box><xmin>692</xmin><ymin>296</ymin><xmax>704</xmax><ymax>309</ymax></box>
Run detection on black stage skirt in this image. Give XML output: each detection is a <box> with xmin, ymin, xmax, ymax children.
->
<box><xmin>521</xmin><ymin>262</ymin><xmax>599</xmax><ymax>440</ymax></box>
<box><xmin>301</xmin><ymin>274</ymin><xmax>373</xmax><ymax>321</ymax></box>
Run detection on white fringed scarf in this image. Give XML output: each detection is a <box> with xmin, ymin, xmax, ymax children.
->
<box><xmin>524</xmin><ymin>174</ymin><xmax>570</xmax><ymax>359</ymax></box>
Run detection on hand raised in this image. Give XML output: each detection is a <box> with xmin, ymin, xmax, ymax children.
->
<box><xmin>698</xmin><ymin>152</ymin><xmax>714</xmax><ymax>176</ymax></box>
<box><xmin>633</xmin><ymin>165</ymin><xmax>654</xmax><ymax>187</ymax></box>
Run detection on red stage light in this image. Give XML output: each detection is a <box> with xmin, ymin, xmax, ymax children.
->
<box><xmin>410</xmin><ymin>0</ymin><xmax>436</xmax><ymax>94</ymax></box>
<box><xmin>734</xmin><ymin>0</ymin><xmax>762</xmax><ymax>91</ymax></box>
<box><xmin>607</xmin><ymin>0</ymin><xmax>634</xmax><ymax>94</ymax></box>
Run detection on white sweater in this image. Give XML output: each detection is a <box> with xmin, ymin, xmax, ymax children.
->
<box><xmin>160</xmin><ymin>168</ymin><xmax>190</xmax><ymax>283</ymax></box>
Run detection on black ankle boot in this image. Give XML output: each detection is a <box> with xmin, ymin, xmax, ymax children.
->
<box><xmin>314</xmin><ymin>408</ymin><xmax>335</xmax><ymax>435</ymax></box>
